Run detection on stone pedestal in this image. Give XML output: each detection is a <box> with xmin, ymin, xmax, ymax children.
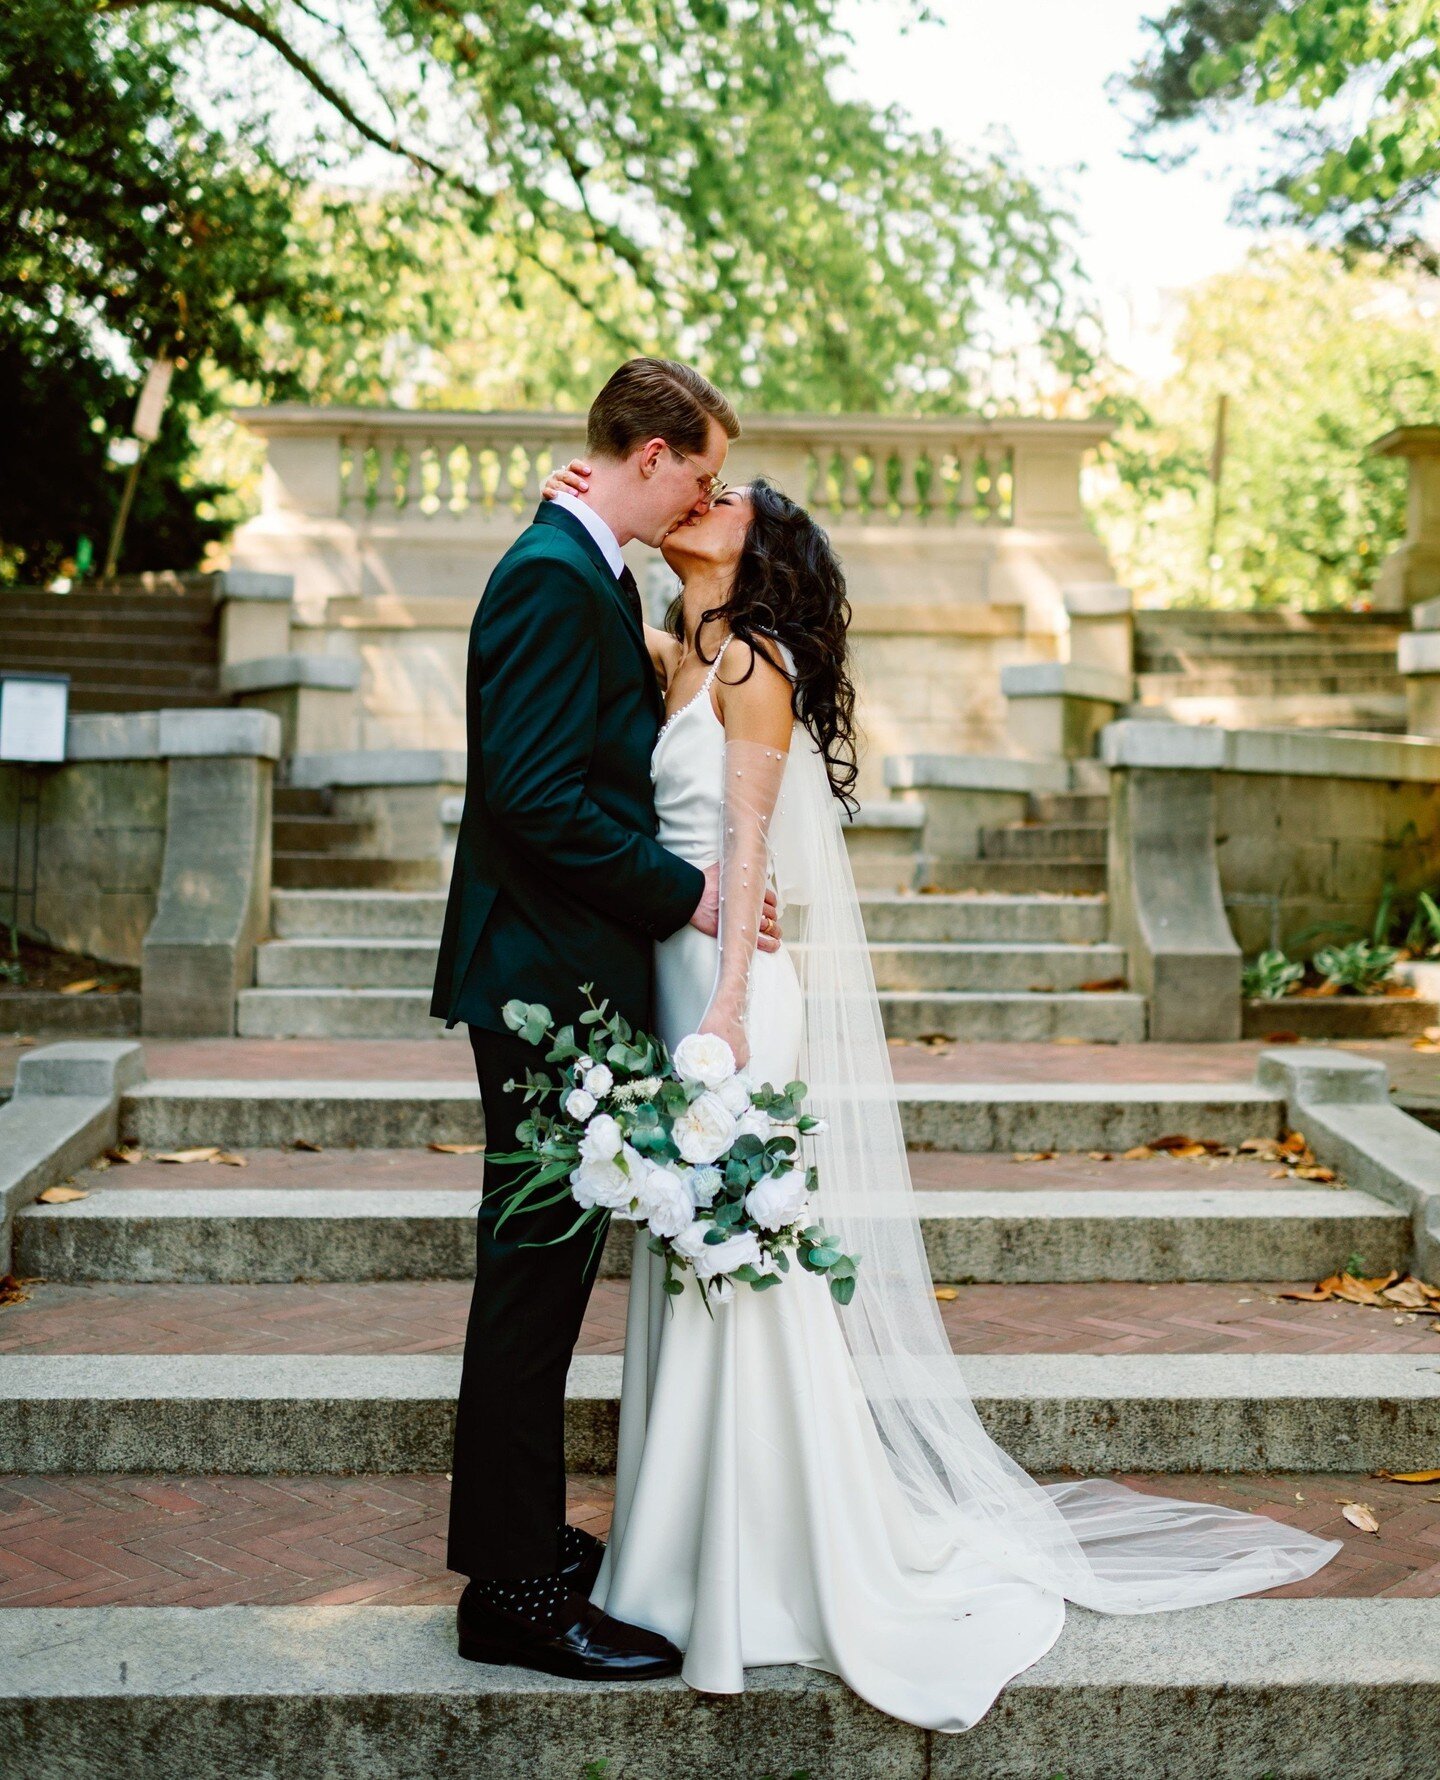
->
<box><xmin>221</xmin><ymin>655</ymin><xmax>361</xmax><ymax>756</ymax></box>
<box><xmin>217</xmin><ymin>572</ymin><xmax>295</xmax><ymax>668</ymax></box>
<box><xmin>1002</xmin><ymin>663</ymin><xmax>1130</xmax><ymax>761</ymax></box>
<box><xmin>1398</xmin><ymin>630</ymin><xmax>1440</xmax><ymax>736</ymax></box>
<box><xmin>1064</xmin><ymin>583</ymin><xmax>1133</xmax><ymax>680</ymax></box>
<box><xmin>1370</xmin><ymin>426</ymin><xmax>1440</xmax><ymax>610</ymax></box>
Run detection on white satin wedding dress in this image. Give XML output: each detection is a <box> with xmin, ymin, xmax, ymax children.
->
<box><xmin>591</xmin><ymin>642</ymin><xmax>1342</xmax><ymax>1733</ymax></box>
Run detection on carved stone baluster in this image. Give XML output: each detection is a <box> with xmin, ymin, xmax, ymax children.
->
<box><xmin>952</xmin><ymin>444</ymin><xmax>976</xmax><ymax>524</ymax></box>
<box><xmin>839</xmin><ymin>444</ymin><xmax>863</xmax><ymax>523</ymax></box>
<box><xmin>894</xmin><ymin>446</ymin><xmax>921</xmax><ymax>525</ymax></box>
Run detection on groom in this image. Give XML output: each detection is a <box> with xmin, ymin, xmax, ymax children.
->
<box><xmin>431</xmin><ymin>357</ymin><xmax>776</xmax><ymax>1679</ymax></box>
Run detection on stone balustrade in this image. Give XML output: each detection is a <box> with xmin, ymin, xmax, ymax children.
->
<box><xmin>230</xmin><ymin>405</ymin><xmax>1116</xmax><ymax>790</ymax></box>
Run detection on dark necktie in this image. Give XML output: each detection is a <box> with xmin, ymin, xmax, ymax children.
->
<box><xmin>617</xmin><ymin>563</ymin><xmax>644</xmax><ymax>629</ymax></box>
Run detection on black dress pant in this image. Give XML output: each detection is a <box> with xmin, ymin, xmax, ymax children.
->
<box><xmin>446</xmin><ymin>1024</ymin><xmax>611</xmax><ymax>1580</ymax></box>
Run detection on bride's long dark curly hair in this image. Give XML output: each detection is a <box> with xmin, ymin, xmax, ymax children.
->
<box><xmin>668</xmin><ymin>477</ymin><xmax>859</xmax><ymax>811</ymax></box>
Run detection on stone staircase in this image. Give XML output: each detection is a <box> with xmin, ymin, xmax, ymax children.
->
<box><xmin>270</xmin><ymin>786</ymin><xmax>443</xmax><ymax>892</ymax></box>
<box><xmin>0</xmin><ymin>580</ymin><xmax>222</xmax><ymax>713</ymax></box>
<box><xmin>241</xmin><ymin>785</ymin><xmax>1142</xmax><ymax>1042</ymax></box>
<box><xmin>1132</xmin><ymin>609</ymin><xmax>1408</xmax><ymax>732</ymax></box>
<box><xmin>3</xmin><ymin>1051</ymin><xmax>1437</xmax><ymax>1773</ymax></box>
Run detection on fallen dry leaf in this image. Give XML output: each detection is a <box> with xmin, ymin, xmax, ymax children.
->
<box><xmin>1261</xmin><ymin>1030</ymin><xmax>1301</xmax><ymax>1044</ymax></box>
<box><xmin>1280</xmin><ymin>1131</ymin><xmax>1310</xmax><ymax>1155</ymax></box>
<box><xmin>1121</xmin><ymin>1146</ymin><xmax>1155</xmax><ymax>1161</ymax></box>
<box><xmin>1079</xmin><ymin>977</ymin><xmax>1128</xmax><ymax>993</ymax></box>
<box><xmin>1012</xmin><ymin>1151</ymin><xmax>1057</xmax><ymax>1163</ymax></box>
<box><xmin>1294</xmin><ymin>1166</ymin><xmax>1337</xmax><ymax>1183</ymax></box>
<box><xmin>292</xmin><ymin>1139</ymin><xmax>323</xmax><ymax>1152</ymax></box>
<box><xmin>1412</xmin><ymin>1039</ymin><xmax>1440</xmax><ymax>1054</ymax></box>
<box><xmin>36</xmin><ymin>1185</ymin><xmax>87</xmax><ymax>1204</ymax></box>
<box><xmin>209</xmin><ymin>1152</ymin><xmax>247</xmax><ymax>1167</ymax></box>
<box><xmin>1087</xmin><ymin>1151</ymin><xmax>1113</xmax><ymax>1162</ymax></box>
<box><xmin>1240</xmin><ymin>1137</ymin><xmax>1286</xmax><ymax>1157</ymax></box>
<box><xmin>0</xmin><ymin>1274</ymin><xmax>35</xmax><ymax>1307</ymax></box>
<box><xmin>934</xmin><ymin>1287</ymin><xmax>958</xmax><ymax>1302</ymax></box>
<box><xmin>153</xmin><ymin>1147</ymin><xmax>220</xmax><ymax>1164</ymax></box>
<box><xmin>1381</xmin><ymin>1280</ymin><xmax>1433</xmax><ymax>1310</ymax></box>
<box><xmin>430</xmin><ymin>1143</ymin><xmax>484</xmax><ymax>1155</ymax></box>
<box><xmin>105</xmin><ymin>1146</ymin><xmax>143</xmax><ymax>1165</ymax></box>
<box><xmin>1341</xmin><ymin>1501</ymin><xmax>1380</xmax><ymax>1534</ymax></box>
<box><xmin>59</xmin><ymin>978</ymin><xmax>99</xmax><ymax>996</ymax></box>
<box><xmin>1373</xmin><ymin>1469</ymin><xmax>1440</xmax><ymax>1484</ymax></box>
<box><xmin>1279</xmin><ymin>1284</ymin><xmax>1333</xmax><ymax>1302</ymax></box>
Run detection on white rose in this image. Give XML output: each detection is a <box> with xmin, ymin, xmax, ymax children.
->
<box><xmin>571</xmin><ymin>1141</ymin><xmax>643</xmax><ymax>1212</ymax></box>
<box><xmin>672</xmin><ymin>1090</ymin><xmax>738</xmax><ymax>1165</ymax></box>
<box><xmin>691</xmin><ymin>1229</ymin><xmax>762</xmax><ymax>1280</ymax></box>
<box><xmin>637</xmin><ymin>1162</ymin><xmax>695</xmax><ymax>1240</ymax></box>
<box><xmin>686</xmin><ymin>1165</ymin><xmax>723</xmax><ymax>1208</ymax></box>
<box><xmin>586</xmin><ymin>1064</ymin><xmax>614</xmax><ymax>1098</ymax></box>
<box><xmin>564</xmin><ymin>1087</ymin><xmax>597</xmax><ymax>1122</ymax></box>
<box><xmin>573</xmin><ymin>1055</ymin><xmax>595</xmax><ymax>1077</ymax></box>
<box><xmin>716</xmin><ymin>1074</ymin><xmax>751</xmax><ymax>1117</ymax></box>
<box><xmin>671</xmin><ymin>1220</ymin><xmax>712</xmax><ymax>1264</ymax></box>
<box><xmin>673</xmin><ymin>1032</ymin><xmax>737</xmax><ymax>1089</ymax></box>
<box><xmin>745</xmin><ymin>1167</ymin><xmax>810</xmax><ymax>1232</ymax></box>
<box><xmin>579</xmin><ymin>1112</ymin><xmax>623</xmax><ymax>1163</ymax></box>
<box><xmin>735</xmin><ymin>1107</ymin><xmax>773</xmax><ymax>1143</ymax></box>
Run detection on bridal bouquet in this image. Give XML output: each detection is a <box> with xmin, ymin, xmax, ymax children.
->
<box><xmin>489</xmin><ymin>988</ymin><xmax>860</xmax><ymax>1308</ymax></box>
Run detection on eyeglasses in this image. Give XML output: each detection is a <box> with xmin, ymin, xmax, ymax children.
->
<box><xmin>666</xmin><ymin>444</ymin><xmax>726</xmax><ymax>503</ymax></box>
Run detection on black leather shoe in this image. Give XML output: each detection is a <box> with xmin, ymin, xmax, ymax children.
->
<box><xmin>457</xmin><ymin>1584</ymin><xmax>682</xmax><ymax>1680</ymax></box>
<box><xmin>560</xmin><ymin>1526</ymin><xmax>605</xmax><ymax>1595</ymax></box>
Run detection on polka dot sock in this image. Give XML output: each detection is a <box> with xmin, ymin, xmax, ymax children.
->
<box><xmin>561</xmin><ymin>1523</ymin><xmax>600</xmax><ymax>1569</ymax></box>
<box><xmin>469</xmin><ymin>1573</ymin><xmax>573</xmax><ymax>1630</ymax></box>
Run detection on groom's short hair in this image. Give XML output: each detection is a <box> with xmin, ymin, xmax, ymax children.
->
<box><xmin>587</xmin><ymin>358</ymin><xmax>740</xmax><ymax>460</ymax></box>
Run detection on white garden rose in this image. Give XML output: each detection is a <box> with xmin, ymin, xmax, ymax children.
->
<box><xmin>585</xmin><ymin>1064</ymin><xmax>614</xmax><ymax>1098</ymax></box>
<box><xmin>573</xmin><ymin>1055</ymin><xmax>595</xmax><ymax>1077</ymax></box>
<box><xmin>715</xmin><ymin>1074</ymin><xmax>751</xmax><ymax>1117</ymax></box>
<box><xmin>637</xmin><ymin>1162</ymin><xmax>695</xmax><ymax>1240</ymax></box>
<box><xmin>673</xmin><ymin>1032</ymin><xmax>737</xmax><ymax>1089</ymax></box>
<box><xmin>690</xmin><ymin>1228</ymin><xmax>762</xmax><ymax>1280</ymax></box>
<box><xmin>745</xmin><ymin>1167</ymin><xmax>810</xmax><ymax>1232</ymax></box>
<box><xmin>672</xmin><ymin>1090</ymin><xmax>738</xmax><ymax>1165</ymax></box>
<box><xmin>735</xmin><ymin>1107</ymin><xmax>773</xmax><ymax>1143</ymax></box>
<box><xmin>571</xmin><ymin>1141</ymin><xmax>643</xmax><ymax>1212</ymax></box>
<box><xmin>670</xmin><ymin>1220</ymin><xmax>712</xmax><ymax>1264</ymax></box>
<box><xmin>687</xmin><ymin>1165</ymin><xmax>723</xmax><ymax>1208</ymax></box>
<box><xmin>578</xmin><ymin>1112</ymin><xmax>623</xmax><ymax>1163</ymax></box>
<box><xmin>564</xmin><ymin>1087</ymin><xmax>597</xmax><ymax>1122</ymax></box>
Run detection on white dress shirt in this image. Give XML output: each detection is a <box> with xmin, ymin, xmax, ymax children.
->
<box><xmin>549</xmin><ymin>490</ymin><xmax>625</xmax><ymax>580</ymax></box>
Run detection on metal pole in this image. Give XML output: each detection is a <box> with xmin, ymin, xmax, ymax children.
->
<box><xmin>102</xmin><ymin>444</ymin><xmax>147</xmax><ymax>582</ymax></box>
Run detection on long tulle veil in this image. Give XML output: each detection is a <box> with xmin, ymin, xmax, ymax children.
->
<box><xmin>769</xmin><ymin>725</ymin><xmax>1342</xmax><ymax>1612</ymax></box>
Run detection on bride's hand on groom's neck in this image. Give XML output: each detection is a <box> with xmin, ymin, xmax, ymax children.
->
<box><xmin>542</xmin><ymin>458</ymin><xmax>593</xmax><ymax>502</ymax></box>
<box><xmin>690</xmin><ymin>862</ymin><xmax>782</xmax><ymax>952</ymax></box>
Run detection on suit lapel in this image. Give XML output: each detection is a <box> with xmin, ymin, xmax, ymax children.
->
<box><xmin>531</xmin><ymin>504</ymin><xmax>661</xmax><ymax>718</ymax></box>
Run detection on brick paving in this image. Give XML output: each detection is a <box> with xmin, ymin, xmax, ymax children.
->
<box><xmin>0</xmin><ymin>1468</ymin><xmax>1433</xmax><ymax>1608</ymax></box>
<box><xmin>5</xmin><ymin>1278</ymin><xmax>1439</xmax><ymax>1357</ymax></box>
<box><xmin>3</xmin><ymin>1032</ymin><xmax>1431</xmax><ymax>1095</ymax></box>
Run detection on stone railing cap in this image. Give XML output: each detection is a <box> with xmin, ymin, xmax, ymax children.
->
<box><xmin>1001</xmin><ymin>662</ymin><xmax>1132</xmax><ymax>703</ymax></box>
<box><xmin>1103</xmin><ymin>718</ymin><xmax>1440</xmax><ymax>783</ymax></box>
<box><xmin>845</xmin><ymin>802</ymin><xmax>926</xmax><ymax>830</ymax></box>
<box><xmin>217</xmin><ymin>571</ymin><xmax>294</xmax><ymax>601</ymax></box>
<box><xmin>884</xmin><ymin>754</ymin><xmax>1071</xmax><ymax>795</ymax></box>
<box><xmin>1063</xmin><ymin>583</ymin><xmax>1133</xmax><ymax>618</ymax></box>
<box><xmin>61</xmin><ymin>709</ymin><xmax>281</xmax><ymax>763</ymax></box>
<box><xmin>1412</xmin><ymin>596</ymin><xmax>1440</xmax><ymax>633</ymax></box>
<box><xmin>1255</xmin><ymin>1048</ymin><xmax>1390</xmax><ymax>1106</ymax></box>
<box><xmin>285</xmin><ymin>748</ymin><xmax>467</xmax><ymax>789</ymax></box>
<box><xmin>1398</xmin><ymin>633</ymin><xmax>1440</xmax><ymax>676</ymax></box>
<box><xmin>1371</xmin><ymin>424</ymin><xmax>1440</xmax><ymax>459</ymax></box>
<box><xmin>220</xmin><ymin>654</ymin><xmax>361</xmax><ymax>695</ymax></box>
<box><xmin>14</xmin><ymin>1040</ymin><xmax>147</xmax><ymax>1100</ymax></box>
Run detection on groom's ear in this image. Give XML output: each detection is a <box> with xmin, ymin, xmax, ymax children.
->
<box><xmin>635</xmin><ymin>437</ymin><xmax>667</xmax><ymax>479</ymax></box>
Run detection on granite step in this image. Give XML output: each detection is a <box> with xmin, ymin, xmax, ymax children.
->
<box><xmin>979</xmin><ymin>822</ymin><xmax>1109</xmax><ymax>863</ymax></box>
<box><xmin>4</xmin><ymin>1349</ymin><xmax>1440</xmax><ymax>1473</ymax></box>
<box><xmin>117</xmin><ymin>1078</ymin><xmax>1287</xmax><ymax>1153</ymax></box>
<box><xmin>877</xmin><ymin>989</ymin><xmax>1145</xmax><ymax>1043</ymax></box>
<box><xmin>927</xmin><ymin>859</ymin><xmax>1107</xmax><ymax>894</ymax></box>
<box><xmin>269</xmin><ymin>889</ymin><xmax>1114</xmax><ymax>946</ymax></box>
<box><xmin>270</xmin><ymin>856</ymin><xmax>443</xmax><ymax>892</ymax></box>
<box><xmin>6</xmin><ymin>1601</ymin><xmax>1435</xmax><ymax>1780</ymax></box>
<box><xmin>16</xmin><ymin>1166</ymin><xmax>1402</xmax><ymax>1284</ymax></box>
<box><xmin>270</xmin><ymin>816</ymin><xmax>372</xmax><ymax>853</ymax></box>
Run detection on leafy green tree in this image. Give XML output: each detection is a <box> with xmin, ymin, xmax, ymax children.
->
<box><xmin>1123</xmin><ymin>0</ymin><xmax>1440</xmax><ymax>268</ymax></box>
<box><xmin>1094</xmin><ymin>245</ymin><xmax>1440</xmax><ymax>608</ymax></box>
<box><xmin>4</xmin><ymin>0</ymin><xmax>1094</xmax><ymax>577</ymax></box>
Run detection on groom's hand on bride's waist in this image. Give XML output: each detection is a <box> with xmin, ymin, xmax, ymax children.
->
<box><xmin>690</xmin><ymin>861</ymin><xmax>782</xmax><ymax>951</ymax></box>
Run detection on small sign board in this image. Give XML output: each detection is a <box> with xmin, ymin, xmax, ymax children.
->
<box><xmin>0</xmin><ymin>673</ymin><xmax>69</xmax><ymax>763</ymax></box>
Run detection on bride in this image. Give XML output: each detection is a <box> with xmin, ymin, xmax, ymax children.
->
<box><xmin>541</xmin><ymin>462</ymin><xmax>1342</xmax><ymax>1734</ymax></box>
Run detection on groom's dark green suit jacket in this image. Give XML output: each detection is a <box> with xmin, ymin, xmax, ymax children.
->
<box><xmin>430</xmin><ymin>502</ymin><xmax>706</xmax><ymax>1036</ymax></box>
